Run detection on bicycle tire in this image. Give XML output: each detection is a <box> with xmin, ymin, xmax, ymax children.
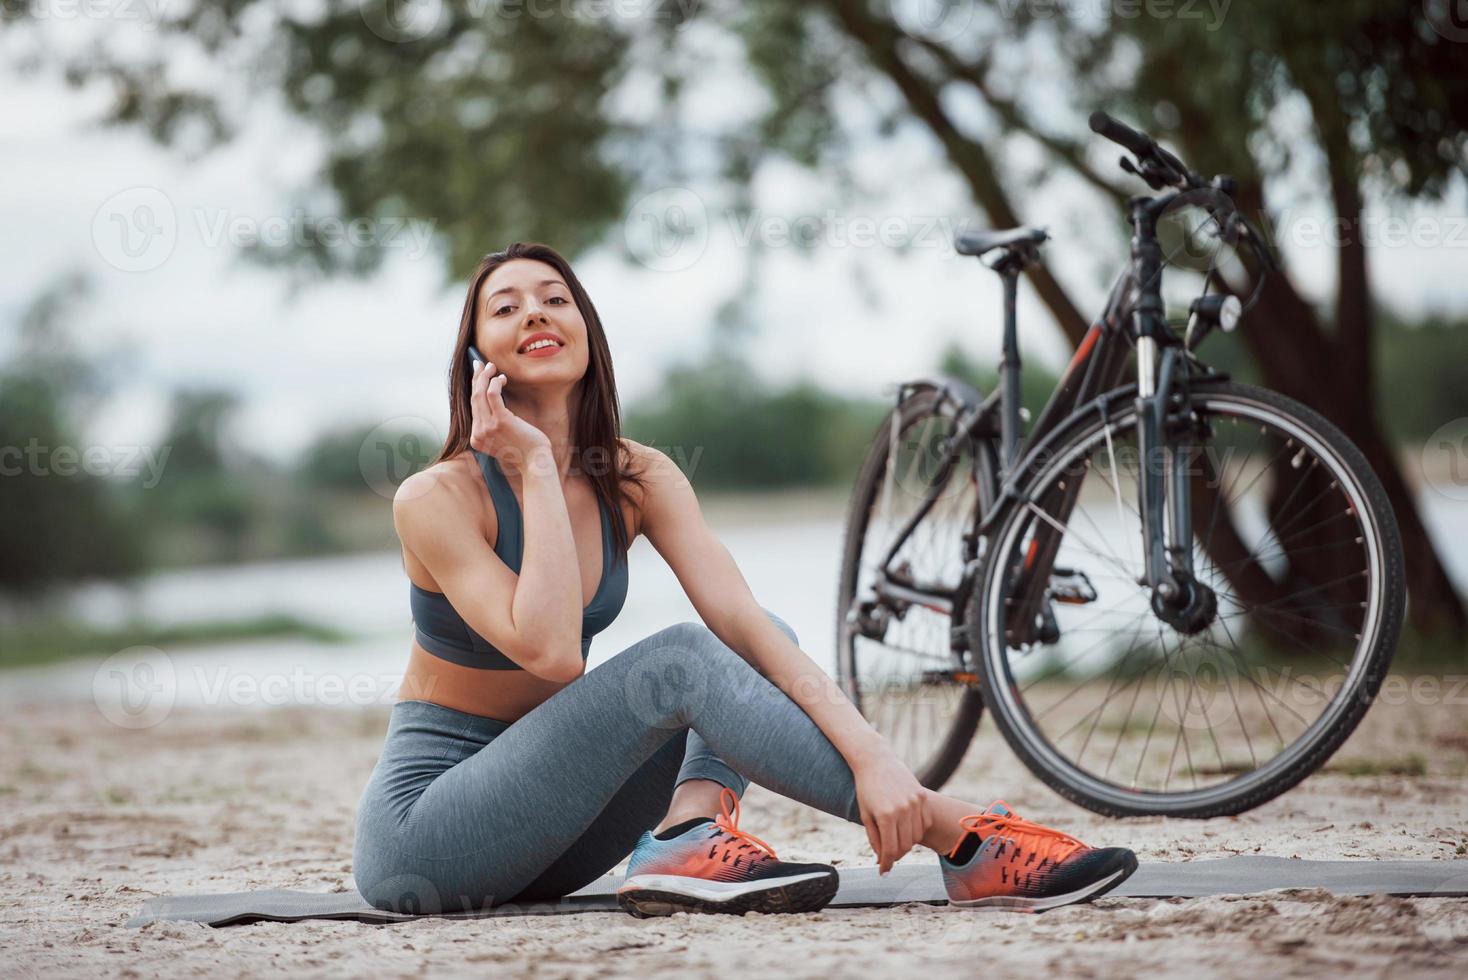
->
<box><xmin>967</xmin><ymin>380</ymin><xmax>1405</xmax><ymax>817</ymax></box>
<box><xmin>835</xmin><ymin>382</ymin><xmax>998</xmax><ymax>789</ymax></box>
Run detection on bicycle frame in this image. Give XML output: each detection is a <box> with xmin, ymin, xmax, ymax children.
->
<box><xmin>870</xmin><ymin>189</ymin><xmax>1233</xmax><ymax>658</ymax></box>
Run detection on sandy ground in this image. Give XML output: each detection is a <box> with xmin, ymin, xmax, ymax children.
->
<box><xmin>2</xmin><ymin>689</ymin><xmax>1466</xmax><ymax>978</ymax></box>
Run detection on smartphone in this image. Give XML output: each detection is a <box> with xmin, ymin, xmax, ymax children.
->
<box><xmin>467</xmin><ymin>344</ymin><xmax>488</xmax><ymax>372</ymax></box>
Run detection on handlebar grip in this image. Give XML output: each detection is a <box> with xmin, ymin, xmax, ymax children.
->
<box><xmin>1088</xmin><ymin>110</ymin><xmax>1154</xmax><ymax>157</ymax></box>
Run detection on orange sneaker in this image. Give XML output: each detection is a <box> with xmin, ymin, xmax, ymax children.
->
<box><xmin>618</xmin><ymin>787</ymin><xmax>838</xmax><ymax>917</ymax></box>
<box><xmin>938</xmin><ymin>801</ymin><xmax>1137</xmax><ymax>911</ymax></box>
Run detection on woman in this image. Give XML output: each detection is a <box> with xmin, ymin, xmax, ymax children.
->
<box><xmin>352</xmin><ymin>242</ymin><xmax>1138</xmax><ymax>918</ymax></box>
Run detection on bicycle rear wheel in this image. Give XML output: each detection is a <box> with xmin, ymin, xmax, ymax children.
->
<box><xmin>836</xmin><ymin>383</ymin><xmax>998</xmax><ymax>789</ymax></box>
<box><xmin>968</xmin><ymin>381</ymin><xmax>1404</xmax><ymax>816</ymax></box>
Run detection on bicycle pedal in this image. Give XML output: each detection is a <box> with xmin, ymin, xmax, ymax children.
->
<box><xmin>1047</xmin><ymin>567</ymin><xmax>1098</xmax><ymax>605</ymax></box>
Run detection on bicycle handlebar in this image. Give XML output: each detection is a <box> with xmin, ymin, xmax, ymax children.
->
<box><xmin>1089</xmin><ymin>109</ymin><xmax>1198</xmax><ymax>190</ymax></box>
<box><xmin>1088</xmin><ymin>110</ymin><xmax>1152</xmax><ymax>159</ymax></box>
<box><xmin>1090</xmin><ymin>109</ymin><xmax>1278</xmax><ymax>305</ymax></box>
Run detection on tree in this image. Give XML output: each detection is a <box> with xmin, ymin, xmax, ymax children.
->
<box><xmin>0</xmin><ymin>278</ymin><xmax>145</xmax><ymax>596</ymax></box>
<box><xmin>796</xmin><ymin>0</ymin><xmax>1467</xmax><ymax>635</ymax></box>
<box><xmin>10</xmin><ymin>0</ymin><xmax>1463</xmax><ymax>631</ymax></box>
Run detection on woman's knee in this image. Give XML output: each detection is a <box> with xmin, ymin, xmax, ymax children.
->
<box><xmin>647</xmin><ymin>609</ymin><xmax>796</xmax><ymax>652</ymax></box>
<box><xmin>759</xmin><ymin>607</ymin><xmax>799</xmax><ymax>646</ymax></box>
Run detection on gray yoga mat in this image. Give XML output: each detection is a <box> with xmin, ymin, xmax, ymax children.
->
<box><xmin>126</xmin><ymin>857</ymin><xmax>1468</xmax><ymax>928</ymax></box>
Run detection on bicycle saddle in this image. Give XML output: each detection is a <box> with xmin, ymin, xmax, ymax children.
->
<box><xmin>954</xmin><ymin>226</ymin><xmax>1049</xmax><ymax>258</ymax></box>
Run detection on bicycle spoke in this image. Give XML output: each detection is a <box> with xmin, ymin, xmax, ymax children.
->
<box><xmin>1024</xmin><ymin>501</ymin><xmax>1135</xmax><ymax>582</ymax></box>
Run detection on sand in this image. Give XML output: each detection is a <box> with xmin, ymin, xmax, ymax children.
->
<box><xmin>2</xmin><ymin>689</ymin><xmax>1466</xmax><ymax>978</ymax></box>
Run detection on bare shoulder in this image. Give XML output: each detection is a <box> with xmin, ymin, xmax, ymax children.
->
<box><xmin>616</xmin><ymin>438</ymin><xmax>700</xmax><ymax>540</ymax></box>
<box><xmin>619</xmin><ymin>438</ymin><xmax>693</xmax><ymax>499</ymax></box>
<box><xmin>393</xmin><ymin>454</ymin><xmax>490</xmax><ymax>538</ymax></box>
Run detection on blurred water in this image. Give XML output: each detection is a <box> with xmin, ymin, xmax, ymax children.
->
<box><xmin>6</xmin><ymin>491</ymin><xmax>1464</xmax><ymax>711</ymax></box>
<box><xmin>3</xmin><ymin>518</ymin><xmax>845</xmax><ymax>709</ymax></box>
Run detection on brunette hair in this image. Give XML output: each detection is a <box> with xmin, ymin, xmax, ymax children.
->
<box><xmin>435</xmin><ymin>242</ymin><xmax>644</xmax><ymax>557</ymax></box>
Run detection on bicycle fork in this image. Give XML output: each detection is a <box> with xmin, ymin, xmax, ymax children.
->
<box><xmin>1135</xmin><ymin>337</ymin><xmax>1217</xmax><ymax>633</ymax></box>
<box><xmin>1003</xmin><ymin>333</ymin><xmax>1210</xmax><ymax>648</ymax></box>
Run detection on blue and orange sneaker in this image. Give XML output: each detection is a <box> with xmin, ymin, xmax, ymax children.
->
<box><xmin>617</xmin><ymin>786</ymin><xmax>839</xmax><ymax>917</ymax></box>
<box><xmin>938</xmin><ymin>802</ymin><xmax>1137</xmax><ymax>912</ymax></box>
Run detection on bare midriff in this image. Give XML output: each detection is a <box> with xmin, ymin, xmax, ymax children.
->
<box><xmin>396</xmin><ymin>636</ymin><xmax>572</xmax><ymax>723</ymax></box>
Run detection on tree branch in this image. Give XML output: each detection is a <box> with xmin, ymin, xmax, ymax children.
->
<box><xmin>902</xmin><ymin>34</ymin><xmax>1131</xmax><ymax>205</ymax></box>
<box><xmin>818</xmin><ymin>0</ymin><xmax>1090</xmax><ymax>344</ymax></box>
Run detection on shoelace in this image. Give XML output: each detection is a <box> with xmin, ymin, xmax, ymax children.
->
<box><xmin>710</xmin><ymin>786</ymin><xmax>779</xmax><ymax>862</ymax></box>
<box><xmin>947</xmin><ymin>801</ymin><xmax>1086</xmax><ymax>865</ymax></box>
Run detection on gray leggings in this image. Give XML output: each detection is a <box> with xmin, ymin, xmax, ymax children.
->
<box><xmin>352</xmin><ymin>609</ymin><xmax>864</xmax><ymax>913</ymax></box>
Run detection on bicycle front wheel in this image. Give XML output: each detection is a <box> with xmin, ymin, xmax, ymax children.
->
<box><xmin>836</xmin><ymin>382</ymin><xmax>998</xmax><ymax>789</ymax></box>
<box><xmin>968</xmin><ymin>381</ymin><xmax>1405</xmax><ymax>817</ymax></box>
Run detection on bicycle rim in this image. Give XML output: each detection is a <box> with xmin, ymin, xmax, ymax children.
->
<box><xmin>973</xmin><ymin>383</ymin><xmax>1401</xmax><ymax>815</ymax></box>
<box><xmin>837</xmin><ymin>389</ymin><xmax>994</xmax><ymax>785</ymax></box>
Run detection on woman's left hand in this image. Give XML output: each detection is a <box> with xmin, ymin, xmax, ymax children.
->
<box><xmin>851</xmin><ymin>746</ymin><xmax>931</xmax><ymax>875</ymax></box>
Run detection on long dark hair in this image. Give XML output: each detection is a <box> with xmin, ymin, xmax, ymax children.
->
<box><xmin>435</xmin><ymin>242</ymin><xmax>644</xmax><ymax>558</ymax></box>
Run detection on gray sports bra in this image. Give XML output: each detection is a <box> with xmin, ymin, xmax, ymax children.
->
<box><xmin>409</xmin><ymin>450</ymin><xmax>629</xmax><ymax>669</ymax></box>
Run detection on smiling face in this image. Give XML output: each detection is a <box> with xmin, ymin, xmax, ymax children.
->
<box><xmin>473</xmin><ymin>258</ymin><xmax>590</xmax><ymax>386</ymax></box>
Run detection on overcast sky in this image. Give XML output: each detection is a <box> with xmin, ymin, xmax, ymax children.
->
<box><xmin>4</xmin><ymin>13</ymin><xmax>1465</xmax><ymax>465</ymax></box>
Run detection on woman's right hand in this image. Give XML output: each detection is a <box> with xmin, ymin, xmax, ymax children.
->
<box><xmin>469</xmin><ymin>359</ymin><xmax>552</xmax><ymax>466</ymax></box>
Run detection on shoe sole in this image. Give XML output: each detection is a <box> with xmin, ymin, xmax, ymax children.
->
<box><xmin>617</xmin><ymin>869</ymin><xmax>839</xmax><ymax>918</ymax></box>
<box><xmin>949</xmin><ymin>851</ymin><xmax>1140</xmax><ymax>913</ymax></box>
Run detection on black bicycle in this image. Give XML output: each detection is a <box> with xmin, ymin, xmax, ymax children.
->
<box><xmin>836</xmin><ymin>112</ymin><xmax>1405</xmax><ymax>818</ymax></box>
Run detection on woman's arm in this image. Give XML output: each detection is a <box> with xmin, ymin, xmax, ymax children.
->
<box><xmin>394</xmin><ymin>364</ymin><xmax>585</xmax><ymax>682</ymax></box>
<box><xmin>395</xmin><ymin>455</ymin><xmax>584</xmax><ymax>682</ymax></box>
<box><xmin>633</xmin><ymin>442</ymin><xmax>929</xmax><ymax>872</ymax></box>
